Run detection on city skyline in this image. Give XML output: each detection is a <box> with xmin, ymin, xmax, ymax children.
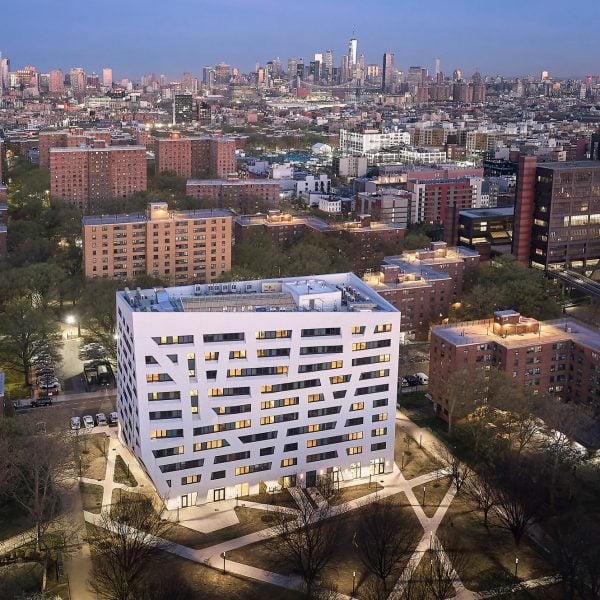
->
<box><xmin>2</xmin><ymin>0</ymin><xmax>600</xmax><ymax>79</ymax></box>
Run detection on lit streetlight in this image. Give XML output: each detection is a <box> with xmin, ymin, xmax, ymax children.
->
<box><xmin>515</xmin><ymin>556</ymin><xmax>519</xmax><ymax>578</ymax></box>
<box><xmin>65</xmin><ymin>314</ymin><xmax>81</xmax><ymax>337</ymax></box>
<box><xmin>352</xmin><ymin>570</ymin><xmax>356</xmax><ymax>596</ymax></box>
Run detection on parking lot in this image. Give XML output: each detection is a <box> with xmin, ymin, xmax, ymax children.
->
<box><xmin>399</xmin><ymin>341</ymin><xmax>430</xmax><ymax>394</ymax></box>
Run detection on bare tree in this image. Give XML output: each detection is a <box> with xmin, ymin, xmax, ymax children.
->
<box><xmin>444</xmin><ymin>368</ymin><xmax>487</xmax><ymax>435</ymax></box>
<box><xmin>491</xmin><ymin>458</ymin><xmax>546</xmax><ymax>545</ymax></box>
<box><xmin>539</xmin><ymin>403</ymin><xmax>583</xmax><ymax>507</ymax></box>
<box><xmin>464</xmin><ymin>468</ymin><xmax>497</xmax><ymax>528</ymax></box>
<box><xmin>266</xmin><ymin>488</ymin><xmax>339</xmax><ymax>598</ymax></box>
<box><xmin>434</xmin><ymin>443</ymin><xmax>472</xmax><ymax>493</ymax></box>
<box><xmin>87</xmin><ymin>494</ymin><xmax>173</xmax><ymax>600</ymax></box>
<box><xmin>548</xmin><ymin>515</ymin><xmax>600</xmax><ymax>600</ymax></box>
<box><xmin>0</xmin><ymin>417</ymin><xmax>72</xmax><ymax>551</ymax></box>
<box><xmin>422</xmin><ymin>534</ymin><xmax>470</xmax><ymax>600</ymax></box>
<box><xmin>315</xmin><ymin>473</ymin><xmax>342</xmax><ymax>505</ymax></box>
<box><xmin>355</xmin><ymin>497</ymin><xmax>419</xmax><ymax>597</ymax></box>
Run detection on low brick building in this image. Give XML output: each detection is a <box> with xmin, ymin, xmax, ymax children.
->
<box><xmin>364</xmin><ymin>242</ymin><xmax>480</xmax><ymax>340</ymax></box>
<box><xmin>429</xmin><ymin>311</ymin><xmax>600</xmax><ymax>421</ymax></box>
<box><xmin>186</xmin><ymin>178</ymin><xmax>281</xmax><ymax>212</ymax></box>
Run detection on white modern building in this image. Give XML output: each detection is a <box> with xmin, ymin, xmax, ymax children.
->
<box><xmin>295</xmin><ymin>174</ymin><xmax>331</xmax><ymax>200</ymax></box>
<box><xmin>116</xmin><ymin>274</ymin><xmax>399</xmax><ymax>509</ymax></box>
<box><xmin>339</xmin><ymin>129</ymin><xmax>411</xmax><ymax>156</ymax></box>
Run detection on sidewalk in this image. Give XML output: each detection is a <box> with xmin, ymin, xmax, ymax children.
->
<box><xmin>0</xmin><ymin>527</ymin><xmax>37</xmax><ymax>556</ymax></box>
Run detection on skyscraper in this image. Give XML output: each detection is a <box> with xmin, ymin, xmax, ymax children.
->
<box><xmin>0</xmin><ymin>54</ymin><xmax>9</xmax><ymax>95</ymax></box>
<box><xmin>324</xmin><ymin>49</ymin><xmax>334</xmax><ymax>82</ymax></box>
<box><xmin>382</xmin><ymin>52</ymin><xmax>394</xmax><ymax>92</ymax></box>
<box><xmin>102</xmin><ymin>67</ymin><xmax>112</xmax><ymax>88</ymax></box>
<box><xmin>202</xmin><ymin>66</ymin><xmax>214</xmax><ymax>89</ymax></box>
<box><xmin>69</xmin><ymin>67</ymin><xmax>86</xmax><ymax>98</ymax></box>
<box><xmin>287</xmin><ymin>57</ymin><xmax>297</xmax><ymax>81</ymax></box>
<box><xmin>48</xmin><ymin>69</ymin><xmax>64</xmax><ymax>95</ymax></box>
<box><xmin>435</xmin><ymin>58</ymin><xmax>441</xmax><ymax>75</ymax></box>
<box><xmin>348</xmin><ymin>36</ymin><xmax>358</xmax><ymax>67</ymax></box>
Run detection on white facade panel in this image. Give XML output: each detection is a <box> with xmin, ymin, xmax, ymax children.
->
<box><xmin>116</xmin><ymin>273</ymin><xmax>400</xmax><ymax>508</ymax></box>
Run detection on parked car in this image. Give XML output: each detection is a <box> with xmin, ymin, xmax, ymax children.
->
<box><xmin>414</xmin><ymin>372</ymin><xmax>429</xmax><ymax>385</ymax></box>
<box><xmin>70</xmin><ymin>416</ymin><xmax>82</xmax><ymax>430</ymax></box>
<box><xmin>31</xmin><ymin>396</ymin><xmax>53</xmax><ymax>407</ymax></box>
<box><xmin>39</xmin><ymin>380</ymin><xmax>61</xmax><ymax>391</ymax></box>
<box><xmin>108</xmin><ymin>412</ymin><xmax>119</xmax><ymax>425</ymax></box>
<box><xmin>36</xmin><ymin>368</ymin><xmax>55</xmax><ymax>377</ymax></box>
<box><xmin>82</xmin><ymin>415</ymin><xmax>94</xmax><ymax>429</ymax></box>
<box><xmin>95</xmin><ymin>413</ymin><xmax>108</xmax><ymax>426</ymax></box>
<box><xmin>400</xmin><ymin>377</ymin><xmax>409</xmax><ymax>388</ymax></box>
<box><xmin>405</xmin><ymin>375</ymin><xmax>420</xmax><ymax>387</ymax></box>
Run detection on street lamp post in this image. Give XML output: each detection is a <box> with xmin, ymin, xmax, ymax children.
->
<box><xmin>429</xmin><ymin>531</ymin><xmax>433</xmax><ymax>550</ymax></box>
<box><xmin>352</xmin><ymin>570</ymin><xmax>356</xmax><ymax>596</ymax></box>
<box><xmin>65</xmin><ymin>315</ymin><xmax>81</xmax><ymax>337</ymax></box>
<box><xmin>422</xmin><ymin>486</ymin><xmax>426</xmax><ymax>506</ymax></box>
<box><xmin>222</xmin><ymin>551</ymin><xmax>226</xmax><ymax>574</ymax></box>
<box><xmin>515</xmin><ymin>557</ymin><xmax>519</xmax><ymax>578</ymax></box>
<box><xmin>419</xmin><ymin>434</ymin><xmax>422</xmax><ymax>448</ymax></box>
<box><xmin>401</xmin><ymin>451</ymin><xmax>405</xmax><ymax>470</ymax></box>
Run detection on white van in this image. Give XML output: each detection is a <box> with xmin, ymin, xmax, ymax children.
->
<box><xmin>414</xmin><ymin>372</ymin><xmax>429</xmax><ymax>385</ymax></box>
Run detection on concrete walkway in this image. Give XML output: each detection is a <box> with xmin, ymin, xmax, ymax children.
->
<box><xmin>0</xmin><ymin>527</ymin><xmax>37</xmax><ymax>556</ymax></box>
<box><xmin>75</xmin><ymin>414</ymin><xmax>561</xmax><ymax>600</ymax></box>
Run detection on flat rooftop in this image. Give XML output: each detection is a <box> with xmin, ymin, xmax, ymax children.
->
<box><xmin>537</xmin><ymin>161</ymin><xmax>600</xmax><ymax>171</ymax></box>
<box><xmin>49</xmin><ymin>145</ymin><xmax>146</xmax><ymax>153</ymax></box>
<box><xmin>119</xmin><ymin>273</ymin><xmax>398</xmax><ymax>314</ymax></box>
<box><xmin>82</xmin><ymin>208</ymin><xmax>232</xmax><ymax>226</ymax></box>
<box><xmin>187</xmin><ymin>179</ymin><xmax>281</xmax><ymax>186</ymax></box>
<box><xmin>460</xmin><ymin>207</ymin><xmax>514</xmax><ymax>219</ymax></box>
<box><xmin>433</xmin><ymin>317</ymin><xmax>600</xmax><ymax>352</ymax></box>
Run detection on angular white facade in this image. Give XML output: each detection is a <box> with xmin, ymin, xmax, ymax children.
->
<box><xmin>116</xmin><ymin>273</ymin><xmax>399</xmax><ymax>509</ymax></box>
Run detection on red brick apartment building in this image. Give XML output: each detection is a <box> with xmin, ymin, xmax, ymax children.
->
<box><xmin>364</xmin><ymin>242</ymin><xmax>480</xmax><ymax>340</ymax></box>
<box><xmin>39</xmin><ymin>128</ymin><xmax>115</xmax><ymax>167</ymax></box>
<box><xmin>234</xmin><ymin>211</ymin><xmax>405</xmax><ymax>274</ymax></box>
<box><xmin>50</xmin><ymin>145</ymin><xmax>147</xmax><ymax>210</ymax></box>
<box><xmin>82</xmin><ymin>202</ymin><xmax>232</xmax><ymax>284</ymax></box>
<box><xmin>155</xmin><ymin>134</ymin><xmax>236</xmax><ymax>179</ymax></box>
<box><xmin>186</xmin><ymin>178</ymin><xmax>280</xmax><ymax>211</ymax></box>
<box><xmin>429</xmin><ymin>310</ymin><xmax>600</xmax><ymax>421</ymax></box>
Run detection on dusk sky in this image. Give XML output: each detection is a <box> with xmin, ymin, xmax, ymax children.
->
<box><xmin>2</xmin><ymin>0</ymin><xmax>599</xmax><ymax>79</ymax></box>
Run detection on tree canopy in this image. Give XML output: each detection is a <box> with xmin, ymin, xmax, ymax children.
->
<box><xmin>449</xmin><ymin>255</ymin><xmax>563</xmax><ymax>321</ymax></box>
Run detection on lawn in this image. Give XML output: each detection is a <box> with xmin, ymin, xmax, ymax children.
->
<box><xmin>113</xmin><ymin>454</ymin><xmax>138</xmax><ymax>487</ymax></box>
<box><xmin>110</xmin><ymin>488</ymin><xmax>293</xmax><ymax>550</ymax></box>
<box><xmin>238</xmin><ymin>488</ymin><xmax>296</xmax><ymax>510</ymax></box>
<box><xmin>154</xmin><ymin>550</ymin><xmax>306</xmax><ymax>600</ymax></box>
<box><xmin>0</xmin><ymin>563</ymin><xmax>44</xmax><ymax>598</ymax></box>
<box><xmin>0</xmin><ymin>502</ymin><xmax>35</xmax><ymax>543</ymax></box>
<box><xmin>77</xmin><ymin>433</ymin><xmax>108</xmax><ymax>480</ymax></box>
<box><xmin>329</xmin><ymin>482</ymin><xmax>383</xmax><ymax>506</ymax></box>
<box><xmin>227</xmin><ymin>491</ymin><xmax>422</xmax><ymax>598</ymax></box>
<box><xmin>436</xmin><ymin>494</ymin><xmax>555</xmax><ymax>593</ymax></box>
<box><xmin>164</xmin><ymin>506</ymin><xmax>296</xmax><ymax>550</ymax></box>
<box><xmin>394</xmin><ymin>424</ymin><xmax>442</xmax><ymax>479</ymax></box>
<box><xmin>80</xmin><ymin>482</ymin><xmax>104</xmax><ymax>514</ymax></box>
<box><xmin>411</xmin><ymin>476</ymin><xmax>452</xmax><ymax>518</ymax></box>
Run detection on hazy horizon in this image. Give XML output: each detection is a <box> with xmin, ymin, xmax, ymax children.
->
<box><xmin>2</xmin><ymin>0</ymin><xmax>599</xmax><ymax>80</ymax></box>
